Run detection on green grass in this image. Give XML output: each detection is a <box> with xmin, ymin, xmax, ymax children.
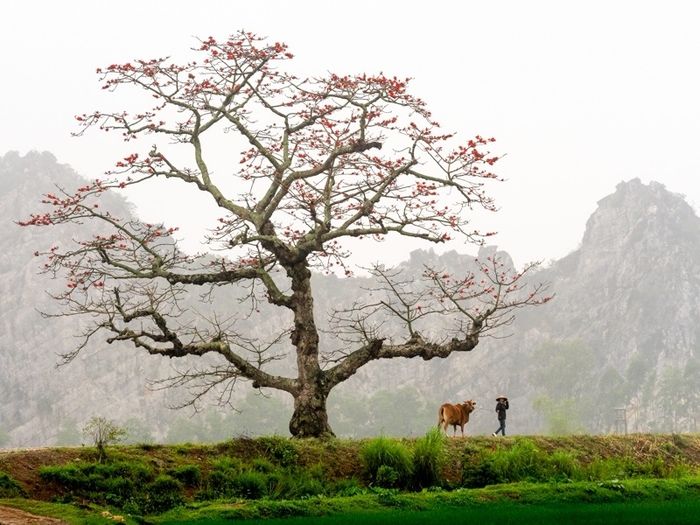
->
<box><xmin>0</xmin><ymin>471</ymin><xmax>24</xmax><ymax>497</ymax></box>
<box><xmin>157</xmin><ymin>499</ymin><xmax>700</xmax><ymax>525</ymax></box>
<box><xmin>3</xmin><ymin>475</ymin><xmax>700</xmax><ymax>523</ymax></box>
<box><xmin>2</xmin><ymin>434</ymin><xmax>699</xmax><ymax>520</ymax></box>
<box><xmin>461</xmin><ymin>437</ymin><xmax>696</xmax><ymax>487</ymax></box>
<box><xmin>0</xmin><ymin>498</ymin><xmax>134</xmax><ymax>524</ymax></box>
<box><xmin>412</xmin><ymin>428</ymin><xmax>447</xmax><ymax>489</ymax></box>
<box><xmin>5</xmin><ymin>495</ymin><xmax>698</xmax><ymax>525</ymax></box>
<box><xmin>151</xmin><ymin>476</ymin><xmax>700</xmax><ymax>523</ymax></box>
<box><xmin>360</xmin><ymin>436</ymin><xmax>413</xmax><ymax>488</ymax></box>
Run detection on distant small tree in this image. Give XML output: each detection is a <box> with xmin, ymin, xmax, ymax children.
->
<box><xmin>83</xmin><ymin>417</ymin><xmax>127</xmax><ymax>462</ymax></box>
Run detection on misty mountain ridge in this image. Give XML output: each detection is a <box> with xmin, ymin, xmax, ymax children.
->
<box><xmin>0</xmin><ymin>151</ymin><xmax>697</xmax><ymax>446</ymax></box>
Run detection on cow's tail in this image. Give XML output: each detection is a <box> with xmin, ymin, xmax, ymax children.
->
<box><xmin>437</xmin><ymin>406</ymin><xmax>444</xmax><ymax>428</ymax></box>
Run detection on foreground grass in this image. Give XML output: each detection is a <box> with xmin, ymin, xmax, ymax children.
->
<box><xmin>1</xmin><ymin>434</ymin><xmax>698</xmax><ymax>522</ymax></box>
<box><xmin>2</xmin><ymin>476</ymin><xmax>699</xmax><ymax>523</ymax></box>
<box><xmin>161</xmin><ymin>499</ymin><xmax>700</xmax><ymax>525</ymax></box>
<box><xmin>151</xmin><ymin>476</ymin><xmax>700</xmax><ymax>523</ymax></box>
<box><xmin>0</xmin><ymin>498</ymin><xmax>131</xmax><ymax>524</ymax></box>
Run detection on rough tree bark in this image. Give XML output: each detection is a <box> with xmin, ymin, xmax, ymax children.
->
<box><xmin>286</xmin><ymin>260</ymin><xmax>334</xmax><ymax>437</ymax></box>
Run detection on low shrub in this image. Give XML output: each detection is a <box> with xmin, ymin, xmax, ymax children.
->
<box><xmin>231</xmin><ymin>471</ymin><xmax>268</xmax><ymax>499</ymax></box>
<box><xmin>211</xmin><ymin>456</ymin><xmax>244</xmax><ymax>472</ymax></box>
<box><xmin>39</xmin><ymin>464</ymin><xmax>88</xmax><ymax>489</ymax></box>
<box><xmin>284</xmin><ymin>474</ymin><xmax>325</xmax><ymax>498</ymax></box>
<box><xmin>376</xmin><ymin>465</ymin><xmax>400</xmax><ymax>488</ymax></box>
<box><xmin>40</xmin><ymin>460</ymin><xmax>152</xmax><ymax>488</ymax></box>
<box><xmin>462</xmin><ymin>456</ymin><xmax>502</xmax><ymax>488</ymax></box>
<box><xmin>39</xmin><ymin>460</ymin><xmax>155</xmax><ymax>511</ymax></box>
<box><xmin>330</xmin><ymin>478</ymin><xmax>365</xmax><ymax>497</ymax></box>
<box><xmin>205</xmin><ymin>471</ymin><xmax>239</xmax><ymax>498</ymax></box>
<box><xmin>96</xmin><ymin>461</ymin><xmax>153</xmax><ymax>484</ymax></box>
<box><xmin>169</xmin><ymin>464</ymin><xmax>202</xmax><ymax>487</ymax></box>
<box><xmin>0</xmin><ymin>471</ymin><xmax>24</xmax><ymax>497</ymax></box>
<box><xmin>141</xmin><ymin>475</ymin><xmax>184</xmax><ymax>514</ymax></box>
<box><xmin>102</xmin><ymin>475</ymin><xmax>137</xmax><ymax>507</ymax></box>
<box><xmin>203</xmin><ymin>457</ymin><xmax>270</xmax><ymax>499</ymax></box>
<box><xmin>258</xmin><ymin>436</ymin><xmax>299</xmax><ymax>467</ymax></box>
<box><xmin>250</xmin><ymin>458</ymin><xmax>276</xmax><ymax>474</ymax></box>
<box><xmin>266</xmin><ymin>470</ymin><xmax>325</xmax><ymax>499</ymax></box>
<box><xmin>361</xmin><ymin>436</ymin><xmax>413</xmax><ymax>488</ymax></box>
<box><xmin>628</xmin><ymin>457</ymin><xmax>669</xmax><ymax>478</ymax></box>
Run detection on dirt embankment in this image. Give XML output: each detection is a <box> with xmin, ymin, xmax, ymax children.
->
<box><xmin>1</xmin><ymin>434</ymin><xmax>699</xmax><ymax>502</ymax></box>
<box><xmin>0</xmin><ymin>448</ymin><xmax>84</xmax><ymax>501</ymax></box>
<box><xmin>0</xmin><ymin>505</ymin><xmax>66</xmax><ymax>524</ymax></box>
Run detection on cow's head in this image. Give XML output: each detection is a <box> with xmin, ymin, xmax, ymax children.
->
<box><xmin>462</xmin><ymin>400</ymin><xmax>476</xmax><ymax>412</ymax></box>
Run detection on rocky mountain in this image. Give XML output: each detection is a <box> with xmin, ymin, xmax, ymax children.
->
<box><xmin>0</xmin><ymin>152</ymin><xmax>187</xmax><ymax>446</ymax></box>
<box><xmin>520</xmin><ymin>179</ymin><xmax>700</xmax><ymax>433</ymax></box>
<box><xmin>1</xmin><ymin>152</ymin><xmax>697</xmax><ymax>445</ymax></box>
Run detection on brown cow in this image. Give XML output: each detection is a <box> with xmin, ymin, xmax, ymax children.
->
<box><xmin>437</xmin><ymin>400</ymin><xmax>477</xmax><ymax>437</ymax></box>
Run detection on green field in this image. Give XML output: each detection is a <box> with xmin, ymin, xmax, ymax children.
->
<box><xmin>159</xmin><ymin>499</ymin><xmax>700</xmax><ymax>525</ymax></box>
<box><xmin>147</xmin><ymin>476</ymin><xmax>700</xmax><ymax>524</ymax></box>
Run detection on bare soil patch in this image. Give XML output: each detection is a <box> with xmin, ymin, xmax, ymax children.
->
<box><xmin>0</xmin><ymin>505</ymin><xmax>66</xmax><ymax>524</ymax></box>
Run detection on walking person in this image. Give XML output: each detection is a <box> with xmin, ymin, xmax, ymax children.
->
<box><xmin>492</xmin><ymin>395</ymin><xmax>509</xmax><ymax>436</ymax></box>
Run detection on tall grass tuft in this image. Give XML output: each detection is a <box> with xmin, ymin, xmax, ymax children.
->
<box><xmin>168</xmin><ymin>464</ymin><xmax>201</xmax><ymax>487</ymax></box>
<box><xmin>488</xmin><ymin>439</ymin><xmax>549</xmax><ymax>482</ymax></box>
<box><xmin>361</xmin><ymin>436</ymin><xmax>413</xmax><ymax>488</ymax></box>
<box><xmin>258</xmin><ymin>436</ymin><xmax>299</xmax><ymax>467</ymax></box>
<box><xmin>462</xmin><ymin>439</ymin><xmax>583</xmax><ymax>487</ymax></box>
<box><xmin>412</xmin><ymin>427</ymin><xmax>447</xmax><ymax>489</ymax></box>
<box><xmin>140</xmin><ymin>475</ymin><xmax>184</xmax><ymax>514</ymax></box>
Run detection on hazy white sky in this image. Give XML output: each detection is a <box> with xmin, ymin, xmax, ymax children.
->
<box><xmin>2</xmin><ymin>1</ymin><xmax>699</xmax><ymax>268</ymax></box>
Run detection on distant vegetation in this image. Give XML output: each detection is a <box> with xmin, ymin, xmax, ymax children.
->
<box><xmin>0</xmin><ymin>433</ymin><xmax>698</xmax><ymax>522</ymax></box>
<box><xmin>531</xmin><ymin>341</ymin><xmax>700</xmax><ymax>435</ymax></box>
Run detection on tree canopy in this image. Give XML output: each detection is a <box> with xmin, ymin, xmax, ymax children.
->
<box><xmin>21</xmin><ymin>31</ymin><xmax>550</xmax><ymax>437</ymax></box>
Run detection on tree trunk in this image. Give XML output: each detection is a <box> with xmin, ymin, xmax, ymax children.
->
<box><xmin>286</xmin><ymin>260</ymin><xmax>334</xmax><ymax>438</ymax></box>
<box><xmin>289</xmin><ymin>385</ymin><xmax>334</xmax><ymax>438</ymax></box>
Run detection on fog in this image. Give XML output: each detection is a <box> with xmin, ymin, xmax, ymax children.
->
<box><xmin>3</xmin><ymin>0</ymin><xmax>700</xmax><ymax>268</ymax></box>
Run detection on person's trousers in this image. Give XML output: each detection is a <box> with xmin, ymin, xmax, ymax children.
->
<box><xmin>494</xmin><ymin>419</ymin><xmax>506</xmax><ymax>436</ymax></box>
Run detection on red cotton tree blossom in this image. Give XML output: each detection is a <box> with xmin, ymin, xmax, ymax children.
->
<box><xmin>20</xmin><ymin>32</ymin><xmax>551</xmax><ymax>437</ymax></box>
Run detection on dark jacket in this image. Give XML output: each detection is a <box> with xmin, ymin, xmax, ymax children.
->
<box><xmin>496</xmin><ymin>400</ymin><xmax>509</xmax><ymax>420</ymax></box>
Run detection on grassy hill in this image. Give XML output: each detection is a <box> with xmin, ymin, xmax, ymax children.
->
<box><xmin>1</xmin><ymin>433</ymin><xmax>699</xmax><ymax>523</ymax></box>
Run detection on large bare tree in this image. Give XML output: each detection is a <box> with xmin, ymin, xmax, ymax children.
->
<box><xmin>21</xmin><ymin>32</ymin><xmax>550</xmax><ymax>437</ymax></box>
